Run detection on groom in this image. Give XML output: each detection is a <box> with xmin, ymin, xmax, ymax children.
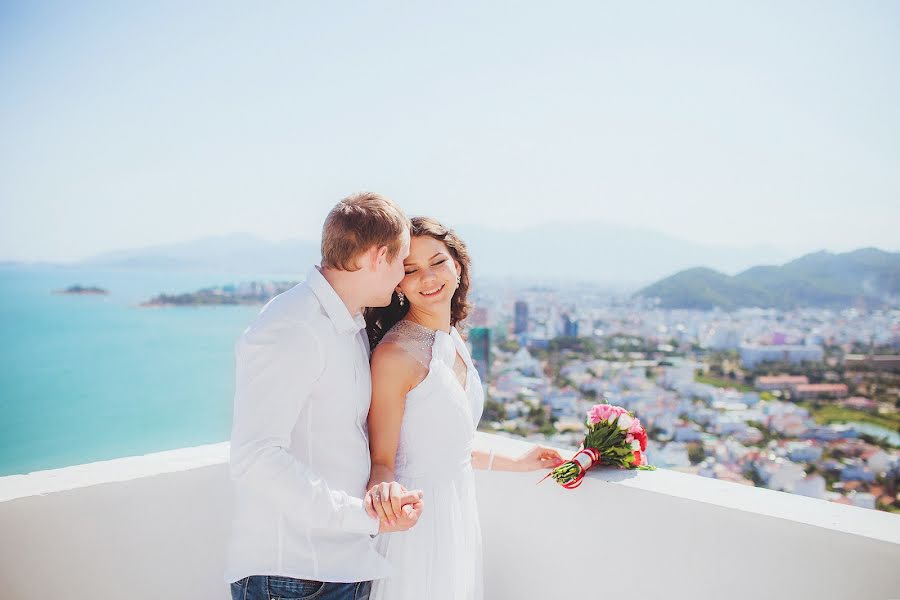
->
<box><xmin>225</xmin><ymin>192</ymin><xmax>423</xmax><ymax>600</ymax></box>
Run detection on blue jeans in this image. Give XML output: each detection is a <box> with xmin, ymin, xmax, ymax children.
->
<box><xmin>230</xmin><ymin>576</ymin><xmax>371</xmax><ymax>600</ymax></box>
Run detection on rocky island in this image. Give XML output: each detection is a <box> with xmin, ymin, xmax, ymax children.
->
<box><xmin>54</xmin><ymin>285</ymin><xmax>109</xmax><ymax>295</ymax></box>
<box><xmin>141</xmin><ymin>281</ymin><xmax>298</xmax><ymax>307</ymax></box>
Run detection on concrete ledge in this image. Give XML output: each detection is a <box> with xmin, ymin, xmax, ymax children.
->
<box><xmin>475</xmin><ymin>433</ymin><xmax>900</xmax><ymax>546</ymax></box>
<box><xmin>0</xmin><ymin>434</ymin><xmax>898</xmax><ymax>600</ymax></box>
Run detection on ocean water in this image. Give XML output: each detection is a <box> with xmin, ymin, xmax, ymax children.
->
<box><xmin>0</xmin><ymin>265</ymin><xmax>287</xmax><ymax>477</ymax></box>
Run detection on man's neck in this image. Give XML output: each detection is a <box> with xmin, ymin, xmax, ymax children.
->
<box><xmin>319</xmin><ymin>267</ymin><xmax>364</xmax><ymax>316</ymax></box>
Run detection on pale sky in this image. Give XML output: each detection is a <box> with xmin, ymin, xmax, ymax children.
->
<box><xmin>1</xmin><ymin>1</ymin><xmax>898</xmax><ymax>262</ymax></box>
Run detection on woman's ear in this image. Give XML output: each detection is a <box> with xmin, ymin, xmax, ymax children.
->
<box><xmin>453</xmin><ymin>259</ymin><xmax>462</xmax><ymax>276</ymax></box>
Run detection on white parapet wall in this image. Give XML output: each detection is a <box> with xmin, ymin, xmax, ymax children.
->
<box><xmin>1</xmin><ymin>433</ymin><xmax>898</xmax><ymax>600</ymax></box>
<box><xmin>477</xmin><ymin>436</ymin><xmax>900</xmax><ymax>599</ymax></box>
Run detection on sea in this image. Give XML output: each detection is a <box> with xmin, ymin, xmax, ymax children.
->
<box><xmin>0</xmin><ymin>264</ymin><xmax>293</xmax><ymax>477</ymax></box>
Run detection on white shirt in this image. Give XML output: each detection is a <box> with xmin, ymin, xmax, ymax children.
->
<box><xmin>225</xmin><ymin>267</ymin><xmax>390</xmax><ymax>584</ymax></box>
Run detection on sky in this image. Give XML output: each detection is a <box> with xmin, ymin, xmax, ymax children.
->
<box><xmin>1</xmin><ymin>1</ymin><xmax>898</xmax><ymax>262</ymax></box>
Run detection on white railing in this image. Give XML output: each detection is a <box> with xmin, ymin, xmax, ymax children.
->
<box><xmin>1</xmin><ymin>433</ymin><xmax>898</xmax><ymax>600</ymax></box>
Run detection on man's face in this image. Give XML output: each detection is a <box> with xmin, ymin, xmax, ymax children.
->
<box><xmin>374</xmin><ymin>228</ymin><xmax>410</xmax><ymax>306</ymax></box>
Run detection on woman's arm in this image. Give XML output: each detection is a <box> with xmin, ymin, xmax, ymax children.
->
<box><xmin>472</xmin><ymin>445</ymin><xmax>565</xmax><ymax>472</ymax></box>
<box><xmin>367</xmin><ymin>342</ymin><xmax>423</xmax><ymax>525</ymax></box>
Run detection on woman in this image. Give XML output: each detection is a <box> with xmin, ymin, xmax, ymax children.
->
<box><xmin>363</xmin><ymin>217</ymin><xmax>563</xmax><ymax>600</ymax></box>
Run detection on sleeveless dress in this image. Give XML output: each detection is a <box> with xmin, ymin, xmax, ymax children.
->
<box><xmin>369</xmin><ymin>319</ymin><xmax>485</xmax><ymax>600</ymax></box>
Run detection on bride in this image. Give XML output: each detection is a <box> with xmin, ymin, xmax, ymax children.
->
<box><xmin>363</xmin><ymin>217</ymin><xmax>563</xmax><ymax>600</ymax></box>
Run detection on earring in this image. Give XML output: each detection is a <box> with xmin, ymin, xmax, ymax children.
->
<box><xmin>397</xmin><ymin>291</ymin><xmax>405</xmax><ymax>306</ymax></box>
<box><xmin>456</xmin><ymin>275</ymin><xmax>461</xmax><ymax>286</ymax></box>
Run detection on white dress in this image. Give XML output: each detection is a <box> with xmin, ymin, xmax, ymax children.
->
<box><xmin>370</xmin><ymin>320</ymin><xmax>485</xmax><ymax>600</ymax></box>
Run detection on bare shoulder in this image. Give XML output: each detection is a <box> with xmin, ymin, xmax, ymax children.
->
<box><xmin>371</xmin><ymin>340</ymin><xmax>427</xmax><ymax>392</ymax></box>
<box><xmin>371</xmin><ymin>340</ymin><xmax>419</xmax><ymax>371</ymax></box>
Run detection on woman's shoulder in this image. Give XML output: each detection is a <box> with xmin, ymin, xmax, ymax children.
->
<box><xmin>371</xmin><ymin>339</ymin><xmax>429</xmax><ymax>394</ymax></box>
<box><xmin>371</xmin><ymin>338</ymin><xmax>428</xmax><ymax>372</ymax></box>
<box><xmin>372</xmin><ymin>337</ymin><xmax>416</xmax><ymax>362</ymax></box>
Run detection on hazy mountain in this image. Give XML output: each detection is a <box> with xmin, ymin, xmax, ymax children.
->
<box><xmin>81</xmin><ymin>223</ymin><xmax>790</xmax><ymax>286</ymax></box>
<box><xmin>637</xmin><ymin>248</ymin><xmax>900</xmax><ymax>310</ymax></box>
<box><xmin>454</xmin><ymin>222</ymin><xmax>789</xmax><ymax>284</ymax></box>
<box><xmin>82</xmin><ymin>233</ymin><xmax>320</xmax><ymax>275</ymax></box>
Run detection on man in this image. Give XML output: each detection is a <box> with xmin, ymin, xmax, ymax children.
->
<box><xmin>226</xmin><ymin>192</ymin><xmax>422</xmax><ymax>600</ymax></box>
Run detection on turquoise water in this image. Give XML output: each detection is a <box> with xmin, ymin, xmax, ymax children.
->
<box><xmin>0</xmin><ymin>265</ymin><xmax>283</xmax><ymax>476</ymax></box>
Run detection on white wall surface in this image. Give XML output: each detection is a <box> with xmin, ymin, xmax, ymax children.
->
<box><xmin>1</xmin><ymin>434</ymin><xmax>898</xmax><ymax>600</ymax></box>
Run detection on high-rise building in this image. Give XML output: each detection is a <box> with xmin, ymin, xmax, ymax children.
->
<box><xmin>513</xmin><ymin>301</ymin><xmax>529</xmax><ymax>335</ymax></box>
<box><xmin>469</xmin><ymin>327</ymin><xmax>492</xmax><ymax>382</ymax></box>
<box><xmin>562</xmin><ymin>313</ymin><xmax>578</xmax><ymax>337</ymax></box>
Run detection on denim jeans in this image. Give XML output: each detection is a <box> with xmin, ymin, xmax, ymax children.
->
<box><xmin>230</xmin><ymin>575</ymin><xmax>371</xmax><ymax>600</ymax></box>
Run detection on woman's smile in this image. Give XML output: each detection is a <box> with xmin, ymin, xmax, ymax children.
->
<box><xmin>419</xmin><ymin>283</ymin><xmax>445</xmax><ymax>298</ymax></box>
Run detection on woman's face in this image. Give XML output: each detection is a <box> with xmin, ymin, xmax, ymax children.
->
<box><xmin>398</xmin><ymin>235</ymin><xmax>461</xmax><ymax>311</ymax></box>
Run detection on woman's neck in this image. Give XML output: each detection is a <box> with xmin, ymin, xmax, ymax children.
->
<box><xmin>404</xmin><ymin>304</ymin><xmax>451</xmax><ymax>333</ymax></box>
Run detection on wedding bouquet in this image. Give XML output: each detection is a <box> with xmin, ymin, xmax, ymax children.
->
<box><xmin>543</xmin><ymin>404</ymin><xmax>655</xmax><ymax>489</ymax></box>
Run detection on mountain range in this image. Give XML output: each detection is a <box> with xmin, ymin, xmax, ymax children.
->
<box><xmin>77</xmin><ymin>223</ymin><xmax>792</xmax><ymax>286</ymax></box>
<box><xmin>637</xmin><ymin>248</ymin><xmax>899</xmax><ymax>310</ymax></box>
<box><xmin>72</xmin><ymin>226</ymin><xmax>900</xmax><ymax>308</ymax></box>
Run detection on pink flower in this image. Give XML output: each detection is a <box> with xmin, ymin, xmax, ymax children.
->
<box><xmin>625</xmin><ymin>434</ymin><xmax>634</xmax><ymax>443</ymax></box>
<box><xmin>627</xmin><ymin>418</ymin><xmax>643</xmax><ymax>434</ymax></box>
<box><xmin>588</xmin><ymin>404</ymin><xmax>613</xmax><ymax>424</ymax></box>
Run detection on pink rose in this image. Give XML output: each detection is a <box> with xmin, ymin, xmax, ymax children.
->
<box><xmin>588</xmin><ymin>404</ymin><xmax>614</xmax><ymax>424</ymax></box>
<box><xmin>627</xmin><ymin>418</ymin><xmax>643</xmax><ymax>434</ymax></box>
<box><xmin>625</xmin><ymin>434</ymin><xmax>634</xmax><ymax>443</ymax></box>
<box><xmin>588</xmin><ymin>405</ymin><xmax>624</xmax><ymax>426</ymax></box>
<box><xmin>609</xmin><ymin>405</ymin><xmax>627</xmax><ymax>416</ymax></box>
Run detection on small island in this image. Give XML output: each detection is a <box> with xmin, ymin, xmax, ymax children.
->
<box><xmin>54</xmin><ymin>285</ymin><xmax>109</xmax><ymax>295</ymax></box>
<box><xmin>141</xmin><ymin>281</ymin><xmax>298</xmax><ymax>307</ymax></box>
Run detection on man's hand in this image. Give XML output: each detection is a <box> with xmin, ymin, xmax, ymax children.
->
<box><xmin>364</xmin><ymin>483</ymin><xmax>424</xmax><ymax>532</ymax></box>
<box><xmin>376</xmin><ymin>490</ymin><xmax>423</xmax><ymax>533</ymax></box>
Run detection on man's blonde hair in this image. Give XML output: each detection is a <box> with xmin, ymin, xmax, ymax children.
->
<box><xmin>321</xmin><ymin>192</ymin><xmax>410</xmax><ymax>271</ymax></box>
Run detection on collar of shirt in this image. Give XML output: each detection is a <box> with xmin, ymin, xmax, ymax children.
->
<box><xmin>306</xmin><ymin>266</ymin><xmax>366</xmax><ymax>336</ymax></box>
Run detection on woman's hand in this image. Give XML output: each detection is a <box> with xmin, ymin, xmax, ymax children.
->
<box><xmin>365</xmin><ymin>482</ymin><xmax>425</xmax><ymax>532</ymax></box>
<box><xmin>514</xmin><ymin>445</ymin><xmax>565</xmax><ymax>472</ymax></box>
<box><xmin>365</xmin><ymin>481</ymin><xmax>406</xmax><ymax>526</ymax></box>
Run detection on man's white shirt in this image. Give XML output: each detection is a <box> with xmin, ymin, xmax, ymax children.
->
<box><xmin>225</xmin><ymin>267</ymin><xmax>389</xmax><ymax>584</ymax></box>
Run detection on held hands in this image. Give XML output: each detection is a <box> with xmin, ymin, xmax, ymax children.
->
<box><xmin>514</xmin><ymin>445</ymin><xmax>565</xmax><ymax>472</ymax></box>
<box><xmin>364</xmin><ymin>481</ymin><xmax>424</xmax><ymax>533</ymax></box>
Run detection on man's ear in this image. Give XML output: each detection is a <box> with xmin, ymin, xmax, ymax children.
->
<box><xmin>358</xmin><ymin>246</ymin><xmax>378</xmax><ymax>272</ymax></box>
<box><xmin>374</xmin><ymin>245</ymin><xmax>389</xmax><ymax>267</ymax></box>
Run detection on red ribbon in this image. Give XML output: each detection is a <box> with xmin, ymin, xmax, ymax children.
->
<box><xmin>562</xmin><ymin>447</ymin><xmax>601</xmax><ymax>489</ymax></box>
<box><xmin>538</xmin><ymin>447</ymin><xmax>601</xmax><ymax>489</ymax></box>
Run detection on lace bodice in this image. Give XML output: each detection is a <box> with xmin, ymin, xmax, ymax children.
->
<box><xmin>380</xmin><ymin>319</ymin><xmax>436</xmax><ymax>370</ymax></box>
